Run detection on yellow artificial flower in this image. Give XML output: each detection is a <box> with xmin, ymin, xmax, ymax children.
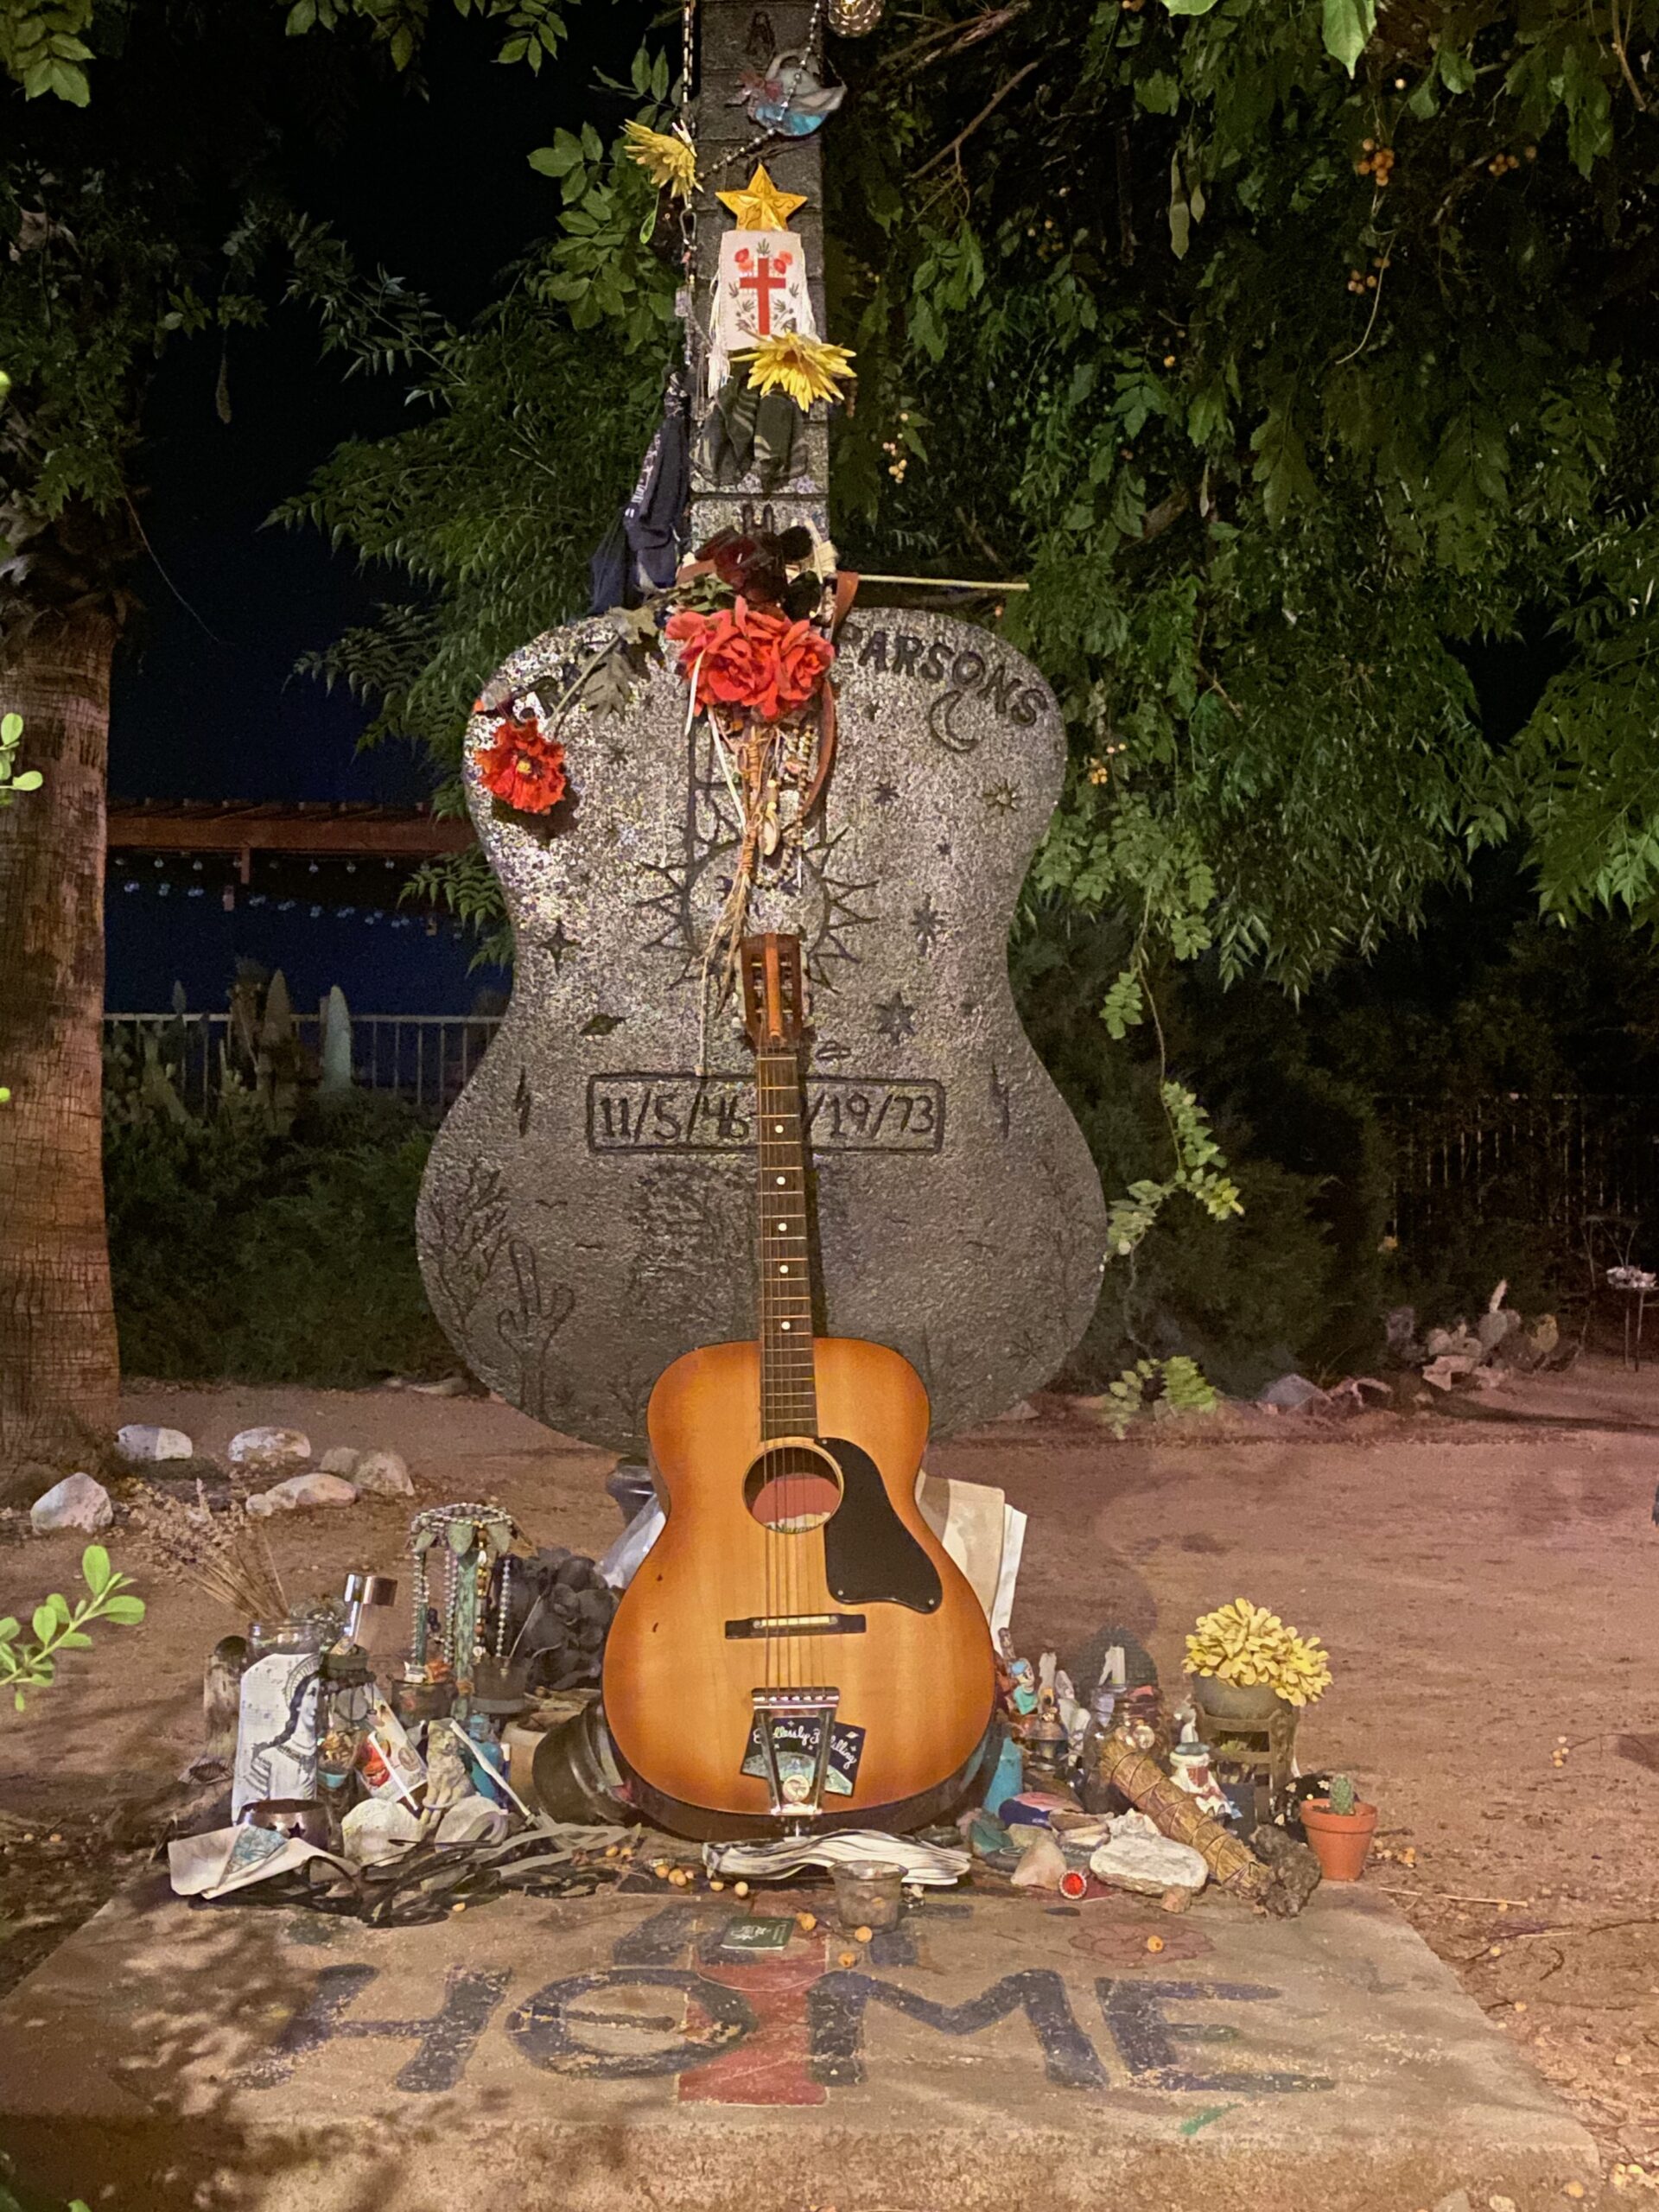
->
<box><xmin>622</xmin><ymin>120</ymin><xmax>698</xmax><ymax>201</ymax></box>
<box><xmin>735</xmin><ymin>331</ymin><xmax>856</xmax><ymax>410</ymax></box>
<box><xmin>1185</xmin><ymin>1597</ymin><xmax>1332</xmax><ymax>1705</ymax></box>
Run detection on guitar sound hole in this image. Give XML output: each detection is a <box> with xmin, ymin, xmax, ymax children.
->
<box><xmin>744</xmin><ymin>1440</ymin><xmax>844</xmax><ymax>1534</ymax></box>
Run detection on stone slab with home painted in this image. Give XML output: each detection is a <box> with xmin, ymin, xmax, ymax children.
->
<box><xmin>0</xmin><ymin>1873</ymin><xmax>1594</xmax><ymax>2212</ymax></box>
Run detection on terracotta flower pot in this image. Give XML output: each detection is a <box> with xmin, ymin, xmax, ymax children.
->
<box><xmin>1300</xmin><ymin>1796</ymin><xmax>1378</xmax><ymax>1881</ymax></box>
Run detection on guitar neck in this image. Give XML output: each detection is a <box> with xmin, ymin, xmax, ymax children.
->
<box><xmin>754</xmin><ymin>1047</ymin><xmax>817</xmax><ymax>1440</ymax></box>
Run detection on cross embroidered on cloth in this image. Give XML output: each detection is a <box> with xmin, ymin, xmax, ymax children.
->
<box><xmin>709</xmin><ymin>229</ymin><xmax>817</xmax><ymax>397</ymax></box>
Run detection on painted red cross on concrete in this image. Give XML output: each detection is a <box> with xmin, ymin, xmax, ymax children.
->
<box><xmin>737</xmin><ymin>251</ymin><xmax>789</xmax><ymax>337</ymax></box>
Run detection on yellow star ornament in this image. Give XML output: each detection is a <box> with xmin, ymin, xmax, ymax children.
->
<box><xmin>716</xmin><ymin>163</ymin><xmax>807</xmax><ymax>232</ymax></box>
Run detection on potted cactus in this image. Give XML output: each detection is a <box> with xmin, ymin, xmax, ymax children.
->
<box><xmin>1300</xmin><ymin>1774</ymin><xmax>1378</xmax><ymax>1880</ymax></box>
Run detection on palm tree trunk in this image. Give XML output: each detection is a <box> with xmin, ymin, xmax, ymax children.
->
<box><xmin>0</xmin><ymin>607</ymin><xmax>120</xmax><ymax>1482</ymax></box>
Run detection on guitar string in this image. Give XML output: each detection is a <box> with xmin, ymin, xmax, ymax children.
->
<box><xmin>765</xmin><ymin>1052</ymin><xmax>783</xmax><ymax>1689</ymax></box>
<box><xmin>763</xmin><ymin>1050</ymin><xmax>810</xmax><ymax>1691</ymax></box>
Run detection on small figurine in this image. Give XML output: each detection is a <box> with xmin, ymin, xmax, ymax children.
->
<box><xmin>735</xmin><ymin>51</ymin><xmax>846</xmax><ymax>137</ymax></box>
<box><xmin>421</xmin><ymin>1722</ymin><xmax>473</xmax><ymax>1815</ymax></box>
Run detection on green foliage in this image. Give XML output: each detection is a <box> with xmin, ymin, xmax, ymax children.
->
<box><xmin>105</xmin><ymin>1091</ymin><xmax>452</xmax><ymax>1386</ymax></box>
<box><xmin>0</xmin><ymin>1544</ymin><xmax>145</xmax><ymax>1713</ymax></box>
<box><xmin>0</xmin><ymin>0</ymin><xmax>95</xmax><ymax>105</ymax></box>
<box><xmin>0</xmin><ymin>711</ymin><xmax>41</xmax><ymax>805</ymax></box>
<box><xmin>1102</xmin><ymin>1352</ymin><xmax>1218</xmax><ymax>1437</ymax></box>
<box><xmin>0</xmin><ymin>709</ymin><xmax>40</xmax><ymax>1105</ymax></box>
<box><xmin>821</xmin><ymin>0</ymin><xmax>1659</xmax><ymax>985</ymax></box>
<box><xmin>1102</xmin><ymin>1082</ymin><xmax>1241</xmax><ymax>1256</ymax></box>
<box><xmin>270</xmin><ymin>194</ymin><xmax>669</xmax><ymax>847</ymax></box>
<box><xmin>1016</xmin><ymin>907</ymin><xmax>1361</xmax><ymax>1389</ymax></box>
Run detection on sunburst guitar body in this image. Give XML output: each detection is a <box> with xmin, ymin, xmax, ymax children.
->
<box><xmin>601</xmin><ymin>935</ymin><xmax>997</xmax><ymax>1838</ymax></box>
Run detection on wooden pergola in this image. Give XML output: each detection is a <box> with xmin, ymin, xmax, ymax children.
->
<box><xmin>106</xmin><ymin>800</ymin><xmax>475</xmax><ymax>882</ymax></box>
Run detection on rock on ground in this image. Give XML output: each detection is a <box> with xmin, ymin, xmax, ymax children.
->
<box><xmin>30</xmin><ymin>1474</ymin><xmax>114</xmax><ymax>1535</ymax></box>
<box><xmin>245</xmin><ymin>1471</ymin><xmax>358</xmax><ymax>1518</ymax></box>
<box><xmin>318</xmin><ymin>1446</ymin><xmax>360</xmax><ymax>1478</ymax></box>
<box><xmin>113</xmin><ymin>1425</ymin><xmax>193</xmax><ymax>1465</ymax></box>
<box><xmin>226</xmin><ymin>1427</ymin><xmax>311</xmax><ymax>1474</ymax></box>
<box><xmin>350</xmin><ymin>1449</ymin><xmax>413</xmax><ymax>1497</ymax></box>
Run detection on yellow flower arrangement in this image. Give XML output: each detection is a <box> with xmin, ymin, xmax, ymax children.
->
<box><xmin>736</xmin><ymin>331</ymin><xmax>856</xmax><ymax>410</ymax></box>
<box><xmin>1185</xmin><ymin>1598</ymin><xmax>1332</xmax><ymax>1707</ymax></box>
<box><xmin>622</xmin><ymin>120</ymin><xmax>699</xmax><ymax>201</ymax></box>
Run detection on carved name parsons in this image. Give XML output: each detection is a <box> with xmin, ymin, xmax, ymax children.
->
<box><xmin>587</xmin><ymin>1073</ymin><xmax>945</xmax><ymax>1154</ymax></box>
<box><xmin>837</xmin><ymin>620</ymin><xmax>1048</xmax><ymax>753</ymax></box>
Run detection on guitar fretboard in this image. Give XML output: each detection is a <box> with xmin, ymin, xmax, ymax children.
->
<box><xmin>755</xmin><ymin>1048</ymin><xmax>817</xmax><ymax>1440</ymax></box>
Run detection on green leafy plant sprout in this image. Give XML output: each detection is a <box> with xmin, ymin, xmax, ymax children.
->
<box><xmin>1104</xmin><ymin>1353</ymin><xmax>1218</xmax><ymax>1438</ymax></box>
<box><xmin>0</xmin><ymin>712</ymin><xmax>42</xmax><ymax>809</ymax></box>
<box><xmin>0</xmin><ymin>1544</ymin><xmax>146</xmax><ymax>1713</ymax></box>
<box><xmin>0</xmin><ymin>712</ymin><xmax>41</xmax><ymax>1105</ymax></box>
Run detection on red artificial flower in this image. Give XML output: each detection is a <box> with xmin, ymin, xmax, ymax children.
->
<box><xmin>478</xmin><ymin>714</ymin><xmax>569</xmax><ymax>814</ymax></box>
<box><xmin>664</xmin><ymin>595</ymin><xmax>834</xmax><ymax>722</ymax></box>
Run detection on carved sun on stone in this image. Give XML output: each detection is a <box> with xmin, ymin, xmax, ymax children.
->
<box><xmin>874</xmin><ymin>990</ymin><xmax>919</xmax><ymax>1046</ymax></box>
<box><xmin>983</xmin><ymin>780</ymin><xmax>1021</xmax><ymax>813</ymax></box>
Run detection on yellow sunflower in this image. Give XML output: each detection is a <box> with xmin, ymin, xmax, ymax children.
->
<box><xmin>622</xmin><ymin>120</ymin><xmax>698</xmax><ymax>201</ymax></box>
<box><xmin>736</xmin><ymin>331</ymin><xmax>857</xmax><ymax>410</ymax></box>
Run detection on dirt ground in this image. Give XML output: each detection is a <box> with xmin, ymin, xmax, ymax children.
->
<box><xmin>2</xmin><ymin>1359</ymin><xmax>1657</xmax><ymax>2183</ymax></box>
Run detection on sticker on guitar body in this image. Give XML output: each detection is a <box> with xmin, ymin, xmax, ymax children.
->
<box><xmin>741</xmin><ymin>1714</ymin><xmax>867</xmax><ymax>1798</ymax></box>
<box><xmin>586</xmin><ymin>1074</ymin><xmax>945</xmax><ymax>1154</ymax></box>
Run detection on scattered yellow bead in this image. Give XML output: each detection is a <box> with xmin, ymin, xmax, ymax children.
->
<box><xmin>853</xmin><ymin>1924</ymin><xmax>874</xmax><ymax>1945</ymax></box>
<box><xmin>734</xmin><ymin>1881</ymin><xmax>750</xmax><ymax>1897</ymax></box>
<box><xmin>1146</xmin><ymin>1935</ymin><xmax>1166</xmax><ymax>1954</ymax></box>
<box><xmin>837</xmin><ymin>1950</ymin><xmax>858</xmax><ymax>1967</ymax></box>
<box><xmin>710</xmin><ymin>1878</ymin><xmax>726</xmax><ymax>1891</ymax></box>
<box><xmin>797</xmin><ymin>1911</ymin><xmax>817</xmax><ymax>1932</ymax></box>
<box><xmin>1566</xmin><ymin>2185</ymin><xmax>1586</xmax><ymax>2199</ymax></box>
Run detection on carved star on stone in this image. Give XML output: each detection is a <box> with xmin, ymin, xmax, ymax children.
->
<box><xmin>544</xmin><ymin>918</ymin><xmax>582</xmax><ymax>972</ymax></box>
<box><xmin>912</xmin><ymin>896</ymin><xmax>944</xmax><ymax>955</ymax></box>
<box><xmin>983</xmin><ymin>780</ymin><xmax>1022</xmax><ymax>812</ymax></box>
<box><xmin>716</xmin><ymin>162</ymin><xmax>806</xmax><ymax>231</ymax></box>
<box><xmin>874</xmin><ymin>990</ymin><xmax>918</xmax><ymax>1046</ymax></box>
<box><xmin>874</xmin><ymin>779</ymin><xmax>899</xmax><ymax>807</ymax></box>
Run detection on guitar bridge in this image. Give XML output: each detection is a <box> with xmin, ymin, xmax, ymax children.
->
<box><xmin>747</xmin><ymin>1686</ymin><xmax>842</xmax><ymax>1822</ymax></box>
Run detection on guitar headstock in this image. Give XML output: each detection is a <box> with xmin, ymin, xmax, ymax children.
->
<box><xmin>739</xmin><ymin>934</ymin><xmax>810</xmax><ymax>1053</ymax></box>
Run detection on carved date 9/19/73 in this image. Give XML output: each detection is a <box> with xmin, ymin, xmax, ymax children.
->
<box><xmin>586</xmin><ymin>1074</ymin><xmax>946</xmax><ymax>1154</ymax></box>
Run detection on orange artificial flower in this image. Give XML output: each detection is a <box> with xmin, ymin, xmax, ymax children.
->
<box><xmin>664</xmin><ymin>594</ymin><xmax>833</xmax><ymax>722</ymax></box>
<box><xmin>478</xmin><ymin>715</ymin><xmax>569</xmax><ymax>814</ymax></box>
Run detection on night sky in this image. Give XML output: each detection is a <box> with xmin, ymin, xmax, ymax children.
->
<box><xmin>106</xmin><ymin>3</ymin><xmax>650</xmax><ymax>1013</ymax></box>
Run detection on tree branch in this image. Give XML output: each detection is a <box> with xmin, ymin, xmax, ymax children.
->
<box><xmin>913</xmin><ymin>59</ymin><xmax>1041</xmax><ymax>179</ymax></box>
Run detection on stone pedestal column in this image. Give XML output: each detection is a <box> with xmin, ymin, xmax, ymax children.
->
<box><xmin>687</xmin><ymin>0</ymin><xmax>830</xmax><ymax>549</ymax></box>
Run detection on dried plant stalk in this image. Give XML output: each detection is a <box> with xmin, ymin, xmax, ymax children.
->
<box><xmin>125</xmin><ymin>1483</ymin><xmax>287</xmax><ymax>1622</ymax></box>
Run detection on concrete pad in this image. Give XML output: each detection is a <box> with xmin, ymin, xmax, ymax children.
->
<box><xmin>0</xmin><ymin>1875</ymin><xmax>1595</xmax><ymax>2212</ymax></box>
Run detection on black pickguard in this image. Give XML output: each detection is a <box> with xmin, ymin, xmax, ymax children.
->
<box><xmin>820</xmin><ymin>1436</ymin><xmax>942</xmax><ymax>1612</ymax></box>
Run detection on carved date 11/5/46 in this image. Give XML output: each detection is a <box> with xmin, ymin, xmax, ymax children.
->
<box><xmin>586</xmin><ymin>1074</ymin><xmax>946</xmax><ymax>1155</ymax></box>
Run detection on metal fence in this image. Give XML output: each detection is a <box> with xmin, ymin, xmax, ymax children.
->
<box><xmin>1376</xmin><ymin>1093</ymin><xmax>1659</xmax><ymax>1261</ymax></box>
<box><xmin>103</xmin><ymin>1012</ymin><xmax>503</xmax><ymax>1117</ymax></box>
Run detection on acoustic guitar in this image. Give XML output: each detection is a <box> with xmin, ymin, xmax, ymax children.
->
<box><xmin>601</xmin><ymin>931</ymin><xmax>998</xmax><ymax>1838</ymax></box>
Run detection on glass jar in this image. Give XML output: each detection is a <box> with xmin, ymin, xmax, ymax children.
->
<box><xmin>830</xmin><ymin>1859</ymin><xmax>906</xmax><ymax>1934</ymax></box>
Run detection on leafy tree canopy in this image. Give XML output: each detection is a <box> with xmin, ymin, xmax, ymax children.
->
<box><xmin>259</xmin><ymin>0</ymin><xmax>1659</xmax><ymax>1012</ymax></box>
